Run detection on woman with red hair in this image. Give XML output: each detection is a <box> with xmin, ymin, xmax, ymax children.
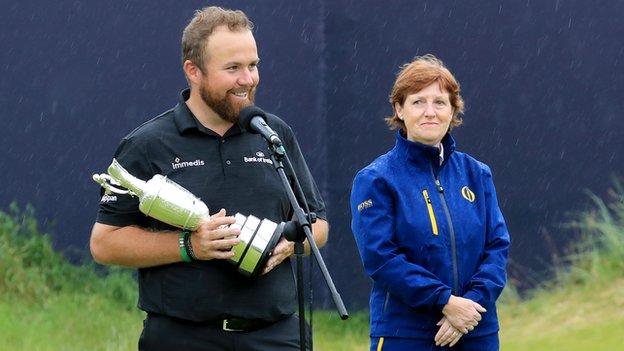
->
<box><xmin>351</xmin><ymin>54</ymin><xmax>510</xmax><ymax>351</ymax></box>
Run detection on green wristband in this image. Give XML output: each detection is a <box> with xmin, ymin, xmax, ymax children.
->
<box><xmin>182</xmin><ymin>230</ymin><xmax>197</xmax><ymax>261</ymax></box>
<box><xmin>178</xmin><ymin>231</ymin><xmax>192</xmax><ymax>263</ymax></box>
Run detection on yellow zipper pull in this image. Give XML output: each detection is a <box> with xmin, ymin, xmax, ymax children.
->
<box><xmin>422</xmin><ymin>189</ymin><xmax>439</xmax><ymax>235</ymax></box>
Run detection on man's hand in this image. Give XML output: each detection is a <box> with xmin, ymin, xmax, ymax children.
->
<box><xmin>190</xmin><ymin>209</ymin><xmax>241</xmax><ymax>260</ymax></box>
<box><xmin>261</xmin><ymin>237</ymin><xmax>294</xmax><ymax>275</ymax></box>
<box><xmin>435</xmin><ymin>317</ymin><xmax>463</xmax><ymax>347</ymax></box>
<box><xmin>261</xmin><ymin>218</ymin><xmax>329</xmax><ymax>275</ymax></box>
<box><xmin>442</xmin><ymin>295</ymin><xmax>486</xmax><ymax>333</ymax></box>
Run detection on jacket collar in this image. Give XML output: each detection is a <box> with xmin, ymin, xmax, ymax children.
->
<box><xmin>393</xmin><ymin>130</ymin><xmax>456</xmax><ymax>167</ymax></box>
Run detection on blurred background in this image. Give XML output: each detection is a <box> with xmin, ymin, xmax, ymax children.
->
<box><xmin>1</xmin><ymin>0</ymin><xmax>623</xmax><ymax>317</ymax></box>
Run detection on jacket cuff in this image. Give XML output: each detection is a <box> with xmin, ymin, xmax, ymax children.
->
<box><xmin>463</xmin><ymin>290</ymin><xmax>482</xmax><ymax>304</ymax></box>
<box><xmin>436</xmin><ymin>288</ymin><xmax>452</xmax><ymax>308</ymax></box>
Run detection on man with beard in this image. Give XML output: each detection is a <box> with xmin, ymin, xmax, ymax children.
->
<box><xmin>90</xmin><ymin>6</ymin><xmax>328</xmax><ymax>351</ymax></box>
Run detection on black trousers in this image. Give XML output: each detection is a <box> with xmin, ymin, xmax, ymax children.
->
<box><xmin>139</xmin><ymin>313</ymin><xmax>311</xmax><ymax>351</ymax></box>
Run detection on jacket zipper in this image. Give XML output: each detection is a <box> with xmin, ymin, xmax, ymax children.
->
<box><xmin>421</xmin><ymin>189</ymin><xmax>439</xmax><ymax>235</ymax></box>
<box><xmin>430</xmin><ymin>167</ymin><xmax>460</xmax><ymax>295</ymax></box>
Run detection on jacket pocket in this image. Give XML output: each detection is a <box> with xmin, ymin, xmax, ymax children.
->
<box><xmin>422</xmin><ymin>189</ymin><xmax>439</xmax><ymax>235</ymax></box>
<box><xmin>382</xmin><ymin>291</ymin><xmax>391</xmax><ymax>313</ymax></box>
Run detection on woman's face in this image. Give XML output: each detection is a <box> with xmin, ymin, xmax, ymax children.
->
<box><xmin>395</xmin><ymin>81</ymin><xmax>453</xmax><ymax>146</ymax></box>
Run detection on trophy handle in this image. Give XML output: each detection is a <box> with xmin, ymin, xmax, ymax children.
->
<box><xmin>92</xmin><ymin>173</ymin><xmax>137</xmax><ymax>196</ymax></box>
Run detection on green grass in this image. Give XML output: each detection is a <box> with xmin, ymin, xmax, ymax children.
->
<box><xmin>2</xmin><ymin>187</ymin><xmax>624</xmax><ymax>350</ymax></box>
<box><xmin>312</xmin><ymin>311</ymin><xmax>368</xmax><ymax>351</ymax></box>
<box><xmin>498</xmin><ymin>278</ymin><xmax>624</xmax><ymax>351</ymax></box>
<box><xmin>0</xmin><ymin>294</ymin><xmax>144</xmax><ymax>351</ymax></box>
<box><xmin>497</xmin><ymin>188</ymin><xmax>624</xmax><ymax>351</ymax></box>
<box><xmin>0</xmin><ymin>203</ymin><xmax>141</xmax><ymax>351</ymax></box>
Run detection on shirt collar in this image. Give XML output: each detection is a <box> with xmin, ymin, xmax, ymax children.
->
<box><xmin>438</xmin><ymin>142</ymin><xmax>445</xmax><ymax>166</ymax></box>
<box><xmin>173</xmin><ymin>88</ymin><xmax>243</xmax><ymax>137</ymax></box>
<box><xmin>394</xmin><ymin>130</ymin><xmax>456</xmax><ymax>166</ymax></box>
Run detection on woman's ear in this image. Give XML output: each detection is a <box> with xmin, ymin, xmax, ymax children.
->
<box><xmin>394</xmin><ymin>102</ymin><xmax>403</xmax><ymax>120</ymax></box>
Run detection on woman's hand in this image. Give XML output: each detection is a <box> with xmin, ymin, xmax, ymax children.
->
<box><xmin>442</xmin><ymin>295</ymin><xmax>486</xmax><ymax>333</ymax></box>
<box><xmin>435</xmin><ymin>317</ymin><xmax>463</xmax><ymax>347</ymax></box>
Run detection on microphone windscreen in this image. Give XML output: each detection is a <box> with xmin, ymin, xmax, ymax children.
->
<box><xmin>238</xmin><ymin>105</ymin><xmax>267</xmax><ymax>131</ymax></box>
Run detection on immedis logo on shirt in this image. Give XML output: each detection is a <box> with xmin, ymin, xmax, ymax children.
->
<box><xmin>171</xmin><ymin>157</ymin><xmax>205</xmax><ymax>170</ymax></box>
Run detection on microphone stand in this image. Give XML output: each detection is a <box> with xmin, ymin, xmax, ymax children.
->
<box><xmin>267</xmin><ymin>142</ymin><xmax>348</xmax><ymax>351</ymax></box>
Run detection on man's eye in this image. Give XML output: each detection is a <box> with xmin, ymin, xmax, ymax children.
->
<box><xmin>227</xmin><ymin>66</ymin><xmax>238</xmax><ymax>71</ymax></box>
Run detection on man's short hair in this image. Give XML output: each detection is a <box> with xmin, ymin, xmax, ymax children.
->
<box><xmin>181</xmin><ymin>6</ymin><xmax>254</xmax><ymax>72</ymax></box>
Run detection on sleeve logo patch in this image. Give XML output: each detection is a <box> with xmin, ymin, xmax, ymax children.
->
<box><xmin>461</xmin><ymin>186</ymin><xmax>476</xmax><ymax>202</ymax></box>
<box><xmin>357</xmin><ymin>199</ymin><xmax>373</xmax><ymax>212</ymax></box>
<box><xmin>100</xmin><ymin>195</ymin><xmax>118</xmax><ymax>203</ymax></box>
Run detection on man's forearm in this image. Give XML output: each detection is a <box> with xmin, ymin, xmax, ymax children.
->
<box><xmin>306</xmin><ymin>218</ymin><xmax>329</xmax><ymax>254</ymax></box>
<box><xmin>90</xmin><ymin>223</ymin><xmax>182</xmax><ymax>268</ymax></box>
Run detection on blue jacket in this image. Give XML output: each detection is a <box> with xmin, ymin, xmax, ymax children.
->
<box><xmin>351</xmin><ymin>131</ymin><xmax>510</xmax><ymax>339</ymax></box>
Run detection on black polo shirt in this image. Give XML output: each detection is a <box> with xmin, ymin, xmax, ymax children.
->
<box><xmin>97</xmin><ymin>89</ymin><xmax>326</xmax><ymax>322</ymax></box>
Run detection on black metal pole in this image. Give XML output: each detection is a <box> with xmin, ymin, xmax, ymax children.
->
<box><xmin>295</xmin><ymin>241</ymin><xmax>306</xmax><ymax>351</ymax></box>
<box><xmin>266</xmin><ymin>142</ymin><xmax>348</xmax><ymax>351</ymax></box>
<box><xmin>268</xmin><ymin>144</ymin><xmax>348</xmax><ymax>318</ymax></box>
<box><xmin>280</xmin><ymin>152</ymin><xmax>348</xmax><ymax>320</ymax></box>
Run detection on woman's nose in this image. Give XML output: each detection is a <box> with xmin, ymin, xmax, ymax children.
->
<box><xmin>424</xmin><ymin>102</ymin><xmax>436</xmax><ymax>117</ymax></box>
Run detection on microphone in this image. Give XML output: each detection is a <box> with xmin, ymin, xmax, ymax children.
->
<box><xmin>239</xmin><ymin>106</ymin><xmax>283</xmax><ymax>146</ymax></box>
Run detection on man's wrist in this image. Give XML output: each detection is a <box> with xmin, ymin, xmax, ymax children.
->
<box><xmin>183</xmin><ymin>230</ymin><xmax>198</xmax><ymax>261</ymax></box>
<box><xmin>178</xmin><ymin>231</ymin><xmax>192</xmax><ymax>263</ymax></box>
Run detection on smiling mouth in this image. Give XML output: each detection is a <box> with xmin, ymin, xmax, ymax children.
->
<box><xmin>231</xmin><ymin>91</ymin><xmax>249</xmax><ymax>99</ymax></box>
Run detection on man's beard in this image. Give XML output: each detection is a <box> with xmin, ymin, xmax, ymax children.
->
<box><xmin>200</xmin><ymin>83</ymin><xmax>256</xmax><ymax>124</ymax></box>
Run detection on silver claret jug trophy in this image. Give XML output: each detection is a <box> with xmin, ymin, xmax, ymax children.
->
<box><xmin>93</xmin><ymin>158</ymin><xmax>282</xmax><ymax>277</ymax></box>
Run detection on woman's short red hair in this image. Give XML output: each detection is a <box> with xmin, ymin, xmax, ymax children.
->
<box><xmin>386</xmin><ymin>54</ymin><xmax>465</xmax><ymax>132</ymax></box>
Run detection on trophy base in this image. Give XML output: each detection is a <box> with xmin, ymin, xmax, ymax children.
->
<box><xmin>229</xmin><ymin>214</ymin><xmax>283</xmax><ymax>278</ymax></box>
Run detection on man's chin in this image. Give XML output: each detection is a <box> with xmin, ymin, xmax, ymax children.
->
<box><xmin>229</xmin><ymin>100</ymin><xmax>254</xmax><ymax>121</ymax></box>
<box><xmin>200</xmin><ymin>85</ymin><xmax>256</xmax><ymax>124</ymax></box>
<box><xmin>232</xmin><ymin>96</ymin><xmax>254</xmax><ymax>109</ymax></box>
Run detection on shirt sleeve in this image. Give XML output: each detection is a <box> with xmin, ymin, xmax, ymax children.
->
<box><xmin>281</xmin><ymin>125</ymin><xmax>327</xmax><ymax>221</ymax></box>
<box><xmin>463</xmin><ymin>165</ymin><xmax>510</xmax><ymax>305</ymax></box>
<box><xmin>95</xmin><ymin>136</ymin><xmax>154</xmax><ymax>228</ymax></box>
<box><xmin>351</xmin><ymin>168</ymin><xmax>452</xmax><ymax>309</ymax></box>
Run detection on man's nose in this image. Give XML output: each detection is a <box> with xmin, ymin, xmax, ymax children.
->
<box><xmin>237</xmin><ymin>68</ymin><xmax>255</xmax><ymax>86</ymax></box>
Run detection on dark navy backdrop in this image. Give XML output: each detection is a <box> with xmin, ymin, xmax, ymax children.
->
<box><xmin>2</xmin><ymin>1</ymin><xmax>623</xmax><ymax>309</ymax></box>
